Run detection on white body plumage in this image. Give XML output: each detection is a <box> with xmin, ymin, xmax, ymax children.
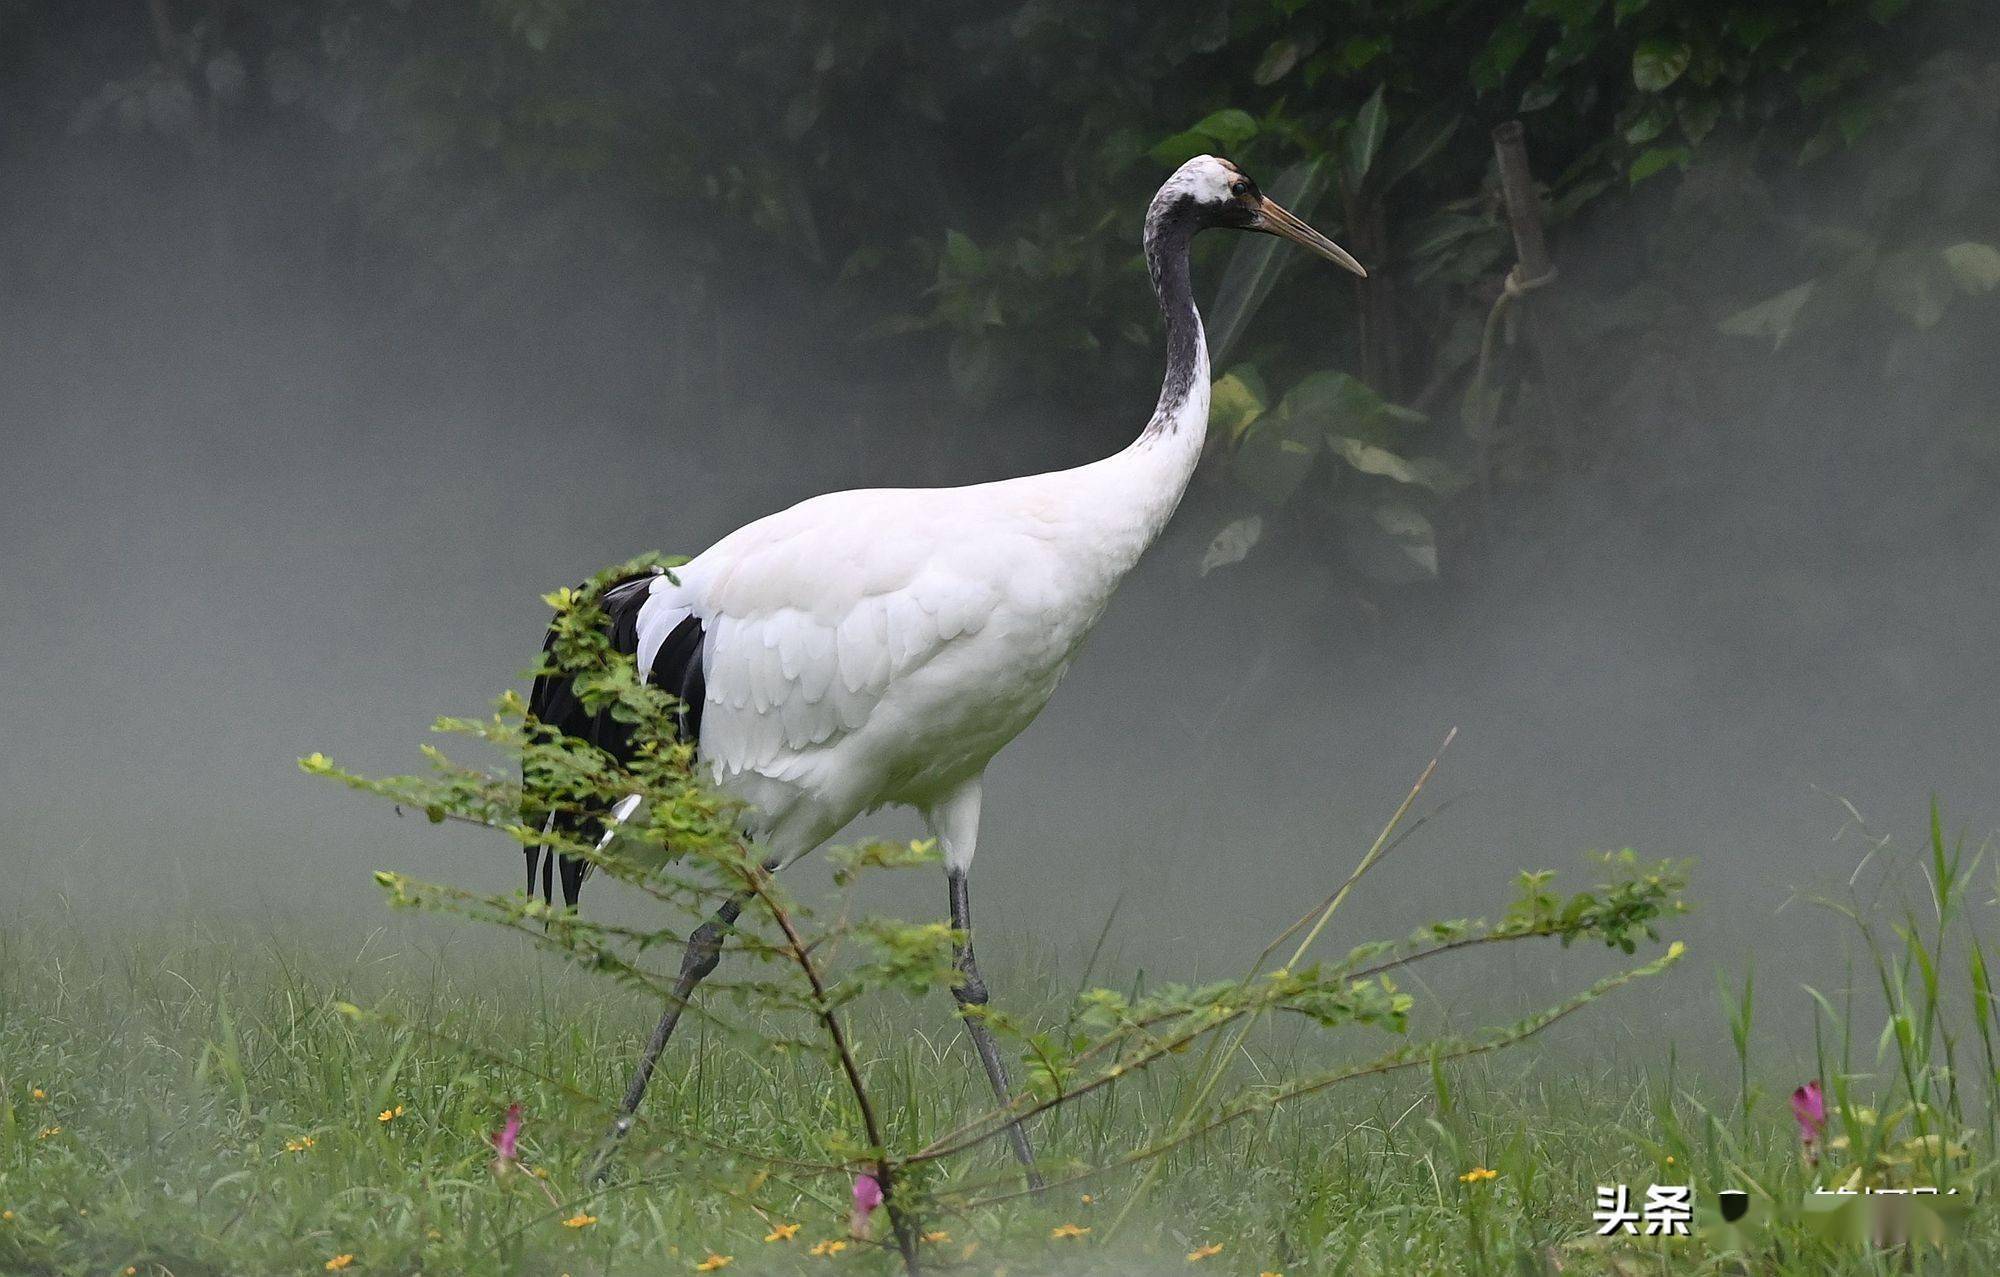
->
<box><xmin>631</xmin><ymin>346</ymin><xmax>1209</xmax><ymax>870</ymax></box>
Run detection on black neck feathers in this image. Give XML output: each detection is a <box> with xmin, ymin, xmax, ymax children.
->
<box><xmin>1142</xmin><ymin>202</ymin><xmax>1203</xmax><ymax>434</ymax></box>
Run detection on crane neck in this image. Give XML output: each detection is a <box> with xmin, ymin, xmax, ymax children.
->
<box><xmin>1139</xmin><ymin>206</ymin><xmax>1209</xmax><ymax>445</ymax></box>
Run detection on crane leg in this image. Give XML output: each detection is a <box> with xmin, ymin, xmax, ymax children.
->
<box><xmin>948</xmin><ymin>867</ymin><xmax>1045</xmax><ymax>1190</ymax></box>
<box><xmin>584</xmin><ymin>887</ymin><xmax>750</xmax><ymax>1185</ymax></box>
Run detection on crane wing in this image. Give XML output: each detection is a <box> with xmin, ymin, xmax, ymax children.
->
<box><xmin>642</xmin><ymin>491</ymin><xmax>1022</xmax><ymax>784</ymax></box>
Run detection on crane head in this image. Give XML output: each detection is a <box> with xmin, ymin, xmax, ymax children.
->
<box><xmin>1162</xmin><ymin>155</ymin><xmax>1366</xmax><ymax>278</ymax></box>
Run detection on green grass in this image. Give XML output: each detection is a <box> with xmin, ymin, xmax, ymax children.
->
<box><xmin>2</xmin><ymin>895</ymin><xmax>1992</xmax><ymax>1277</ymax></box>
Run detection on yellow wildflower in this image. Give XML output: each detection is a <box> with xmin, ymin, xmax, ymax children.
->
<box><xmin>562</xmin><ymin>1213</ymin><xmax>598</xmax><ymax>1229</ymax></box>
<box><xmin>125</xmin><ymin>1268</ymin><xmax>137</xmax><ymax>1275</ymax></box>
<box><xmin>808</xmin><ymin>1239</ymin><xmax>847</xmax><ymax>1256</ymax></box>
<box><xmin>694</xmin><ymin>1255</ymin><xmax>733</xmax><ymax>1272</ymax></box>
<box><xmin>1459</xmin><ymin>1166</ymin><xmax>1498</xmax><ymax>1183</ymax></box>
<box><xmin>1663</xmin><ymin>1155</ymin><xmax>1675</xmax><ymax>1165</ymax></box>
<box><xmin>1080</xmin><ymin>1194</ymin><xmax>1094</xmax><ymax>1205</ymax></box>
<box><xmin>1</xmin><ymin>1210</ymin><xmax>12</xmax><ymax>1221</ymax></box>
<box><xmin>377</xmin><ymin>1106</ymin><xmax>404</xmax><ymax>1123</ymax></box>
<box><xmin>285</xmin><ymin>1136</ymin><xmax>317</xmax><ymax>1153</ymax></box>
<box><xmin>1188</xmin><ymin>1243</ymin><xmax>1224</xmax><ymax>1261</ymax></box>
<box><xmin>764</xmin><ymin>1222</ymin><xmax>800</xmax><ymax>1242</ymax></box>
<box><xmin>921</xmin><ymin>1229</ymin><xmax>950</xmax><ymax>1243</ymax></box>
<box><xmin>959</xmin><ymin>1241</ymin><xmax>980</xmax><ymax>1261</ymax></box>
<box><xmin>1261</xmin><ymin>1271</ymin><xmax>1285</xmax><ymax>1276</ymax></box>
<box><xmin>325</xmin><ymin>1256</ymin><xmax>355</xmax><ymax>1271</ymax></box>
<box><xmin>1050</xmin><ymin>1223</ymin><xmax>1091</xmax><ymax>1239</ymax></box>
<box><xmin>35</xmin><ymin>1126</ymin><xmax>61</xmax><ymax>1139</ymax></box>
<box><xmin>30</xmin><ymin>1089</ymin><xmax>45</xmax><ymax>1100</ymax></box>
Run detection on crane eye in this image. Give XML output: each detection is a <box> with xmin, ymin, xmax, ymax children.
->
<box><xmin>1230</xmin><ymin>180</ymin><xmax>1250</xmax><ymax>196</ymax></box>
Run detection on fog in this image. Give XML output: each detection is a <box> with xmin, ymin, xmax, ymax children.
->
<box><xmin>5</xmin><ymin>4</ymin><xmax>1998</xmax><ymax>1056</ymax></box>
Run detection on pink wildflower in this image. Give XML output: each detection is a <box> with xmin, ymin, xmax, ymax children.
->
<box><xmin>1791</xmin><ymin>1081</ymin><xmax>1827</xmax><ymax>1165</ymax></box>
<box><xmin>850</xmin><ymin>1172</ymin><xmax>883</xmax><ymax>1239</ymax></box>
<box><xmin>489</xmin><ymin>1104</ymin><xmax>524</xmax><ymax>1174</ymax></box>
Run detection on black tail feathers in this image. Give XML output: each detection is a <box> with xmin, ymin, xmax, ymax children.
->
<box><xmin>522</xmin><ymin>568</ymin><xmax>705</xmax><ymax>911</ymax></box>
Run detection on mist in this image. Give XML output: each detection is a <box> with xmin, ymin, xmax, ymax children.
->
<box><xmin>5</xmin><ymin>1</ymin><xmax>1998</xmax><ymax>1062</ymax></box>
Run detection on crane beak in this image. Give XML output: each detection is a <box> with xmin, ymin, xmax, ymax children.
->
<box><xmin>1253</xmin><ymin>196</ymin><xmax>1367</xmax><ymax>278</ymax></box>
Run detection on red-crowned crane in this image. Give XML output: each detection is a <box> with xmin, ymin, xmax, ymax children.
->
<box><xmin>526</xmin><ymin>154</ymin><xmax>1364</xmax><ymax>1183</ymax></box>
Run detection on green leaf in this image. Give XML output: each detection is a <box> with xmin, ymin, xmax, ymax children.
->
<box><xmin>1341</xmin><ymin>502</ymin><xmax>1439</xmax><ymax>581</ymax></box>
<box><xmin>1942</xmin><ymin>242</ymin><xmax>2000</xmax><ymax>294</ymax></box>
<box><xmin>1207</xmin><ymin>156</ymin><xmax>1334</xmax><ymax>363</ymax></box>
<box><xmin>1336</xmin><ymin>35</ymin><xmax>1387</xmax><ymax>72</ymax></box>
<box><xmin>942</xmin><ymin>229</ymin><xmax>985</xmax><ymax>276</ymax></box>
<box><xmin>1375</xmin><ymin>110</ymin><xmax>1460</xmax><ymax>193</ymax></box>
<box><xmin>1346</xmin><ymin>84</ymin><xmax>1389</xmax><ymax>187</ymax></box>
<box><xmin>1253</xmin><ymin>39</ymin><xmax>1301</xmax><ymax>85</ymax></box>
<box><xmin>1624</xmin><ymin>100</ymin><xmax>1671</xmax><ymax>144</ymax></box>
<box><xmin>1149</xmin><ymin>130</ymin><xmax>1210</xmax><ymax>168</ymax></box>
<box><xmin>1472</xmin><ymin>17</ymin><xmax>1531</xmax><ymax>92</ymax></box>
<box><xmin>1191</xmin><ymin>108</ymin><xmax>1258</xmax><ymax>150</ymax></box>
<box><xmin>1727</xmin><ymin>10</ymin><xmax>1782</xmax><ymax>49</ymax></box>
<box><xmin>1519</xmin><ymin>80</ymin><xmax>1562</xmax><ymax>113</ymax></box>
<box><xmin>1614</xmin><ymin>0</ymin><xmax>1649</xmax><ymax>22</ymax></box>
<box><xmin>1678</xmin><ymin>96</ymin><xmax>1722</xmax><ymax>145</ymax></box>
<box><xmin>1232</xmin><ymin>415</ymin><xmax>1322</xmax><ymax>506</ymax></box>
<box><xmin>1209</xmin><ymin>369</ymin><xmax>1268</xmax><ymax>441</ymax></box>
<box><xmin>1330</xmin><ymin>438</ymin><xmax>1456</xmax><ymax>493</ymax></box>
<box><xmin>1627</xmin><ymin>145</ymin><xmax>1689</xmax><ymax>185</ymax></box>
<box><xmin>1277</xmin><ymin>369</ymin><xmax>1383</xmax><ymax>427</ymax></box>
<box><xmin>1875</xmin><ymin>251</ymin><xmax>1953</xmax><ymax>330</ymax></box>
<box><xmin>1199</xmin><ymin>516</ymin><xmax>1264</xmax><ymax>576</ymax></box>
<box><xmin>1718</xmin><ymin>281</ymin><xmax>1815</xmax><ymax>350</ymax></box>
<box><xmin>1632</xmin><ymin>38</ymin><xmax>1692</xmax><ymax>92</ymax></box>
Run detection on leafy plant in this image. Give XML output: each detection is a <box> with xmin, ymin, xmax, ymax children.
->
<box><xmin>303</xmin><ymin>566</ymin><xmax>1690</xmax><ymax>1272</ymax></box>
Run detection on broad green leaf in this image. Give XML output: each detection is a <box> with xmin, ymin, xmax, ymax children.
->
<box><xmin>1471</xmin><ymin>17</ymin><xmax>1530</xmax><ymax>92</ymax></box>
<box><xmin>1209</xmin><ymin>369</ymin><xmax>1268</xmax><ymax>441</ymax></box>
<box><xmin>942</xmin><ymin>229</ymin><xmax>985</xmax><ymax>276</ymax></box>
<box><xmin>1191</xmin><ymin>108</ymin><xmax>1258</xmax><ymax>150</ymax></box>
<box><xmin>1232</xmin><ymin>415</ymin><xmax>1322</xmax><ymax>506</ymax></box>
<box><xmin>1718</xmin><ymin>281</ymin><xmax>1815</xmax><ymax>350</ymax></box>
<box><xmin>1199</xmin><ymin>516</ymin><xmax>1263</xmax><ymax>576</ymax></box>
<box><xmin>1375</xmin><ymin>504</ymin><xmax>1438</xmax><ymax>576</ymax></box>
<box><xmin>1376</xmin><ymin>110</ymin><xmax>1460</xmax><ymax>192</ymax></box>
<box><xmin>1336</xmin><ymin>35</ymin><xmax>1387</xmax><ymax>72</ymax></box>
<box><xmin>1678</xmin><ymin>96</ymin><xmax>1722</xmax><ymax>145</ymax></box>
<box><xmin>1253</xmin><ymin>39</ymin><xmax>1301</xmax><ymax>85</ymax></box>
<box><xmin>1627</xmin><ymin>144</ymin><xmax>1689</xmax><ymax>185</ymax></box>
<box><xmin>1728</xmin><ymin>10</ymin><xmax>1782</xmax><ymax>48</ymax></box>
<box><xmin>1278</xmin><ymin>369</ymin><xmax>1384</xmax><ymax>427</ymax></box>
<box><xmin>1341</xmin><ymin>502</ymin><xmax>1439</xmax><ymax>581</ymax></box>
<box><xmin>1527</xmin><ymin>0</ymin><xmax>1603</xmax><ymax>24</ymax></box>
<box><xmin>1624</xmin><ymin>100</ymin><xmax>1671</xmax><ymax>144</ymax></box>
<box><xmin>1519</xmin><ymin>80</ymin><xmax>1562</xmax><ymax>113</ymax></box>
<box><xmin>1942</xmin><ymin>242</ymin><xmax>2000</xmax><ymax>294</ymax></box>
<box><xmin>1875</xmin><ymin>252</ymin><xmax>1952</xmax><ymax>330</ymax></box>
<box><xmin>1331</xmin><ymin>437</ymin><xmax>1452</xmax><ymax>492</ymax></box>
<box><xmin>1149</xmin><ymin>130</ymin><xmax>1210</xmax><ymax>167</ymax></box>
<box><xmin>1632</xmin><ymin>38</ymin><xmax>1692</xmax><ymax>92</ymax></box>
<box><xmin>1206</xmin><ymin>156</ymin><xmax>1334</xmax><ymax>363</ymax></box>
<box><xmin>1346</xmin><ymin>84</ymin><xmax>1389</xmax><ymax>187</ymax></box>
